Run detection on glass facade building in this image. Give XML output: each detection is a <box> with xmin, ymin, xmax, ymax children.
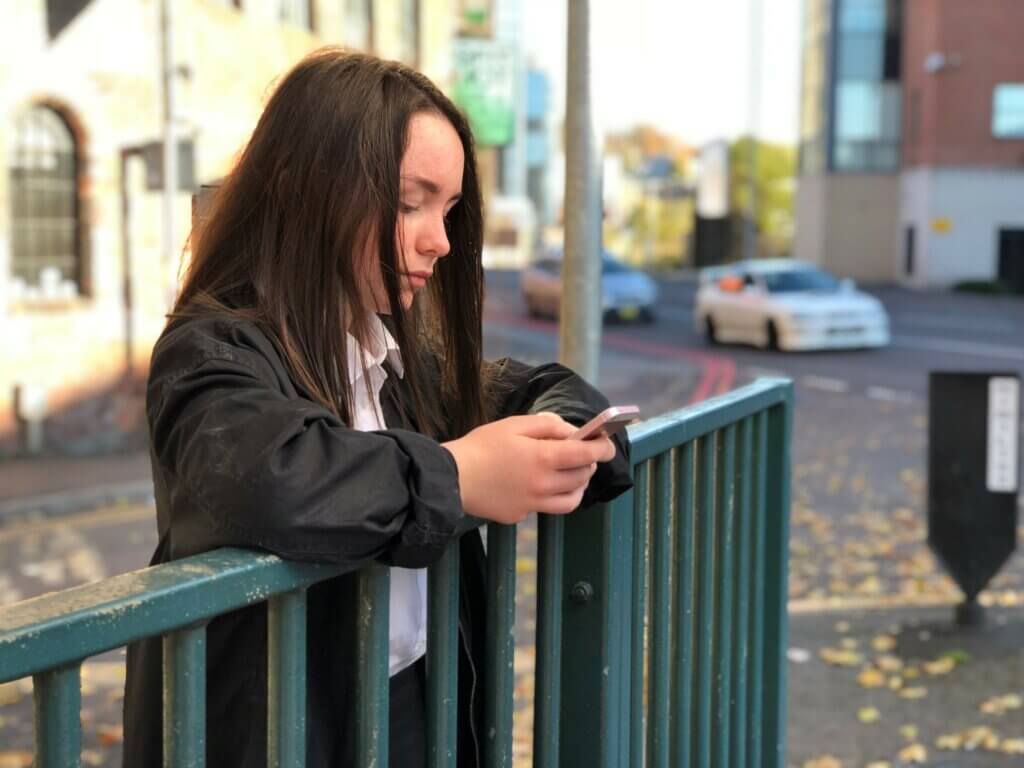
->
<box><xmin>799</xmin><ymin>0</ymin><xmax>903</xmax><ymax>174</ymax></box>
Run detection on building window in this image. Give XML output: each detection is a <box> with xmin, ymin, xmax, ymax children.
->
<box><xmin>343</xmin><ymin>0</ymin><xmax>373</xmax><ymax>50</ymax></box>
<box><xmin>279</xmin><ymin>0</ymin><xmax>313</xmax><ymax>31</ymax></box>
<box><xmin>992</xmin><ymin>84</ymin><xmax>1024</xmax><ymax>139</ymax></box>
<box><xmin>830</xmin><ymin>0</ymin><xmax>903</xmax><ymax>172</ymax></box>
<box><xmin>8</xmin><ymin>105</ymin><xmax>83</xmax><ymax>299</ymax></box>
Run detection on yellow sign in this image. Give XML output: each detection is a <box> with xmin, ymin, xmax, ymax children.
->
<box><xmin>931</xmin><ymin>217</ymin><xmax>953</xmax><ymax>234</ymax></box>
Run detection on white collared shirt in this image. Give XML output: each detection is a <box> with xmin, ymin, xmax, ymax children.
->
<box><xmin>346</xmin><ymin>315</ymin><xmax>427</xmax><ymax>678</ymax></box>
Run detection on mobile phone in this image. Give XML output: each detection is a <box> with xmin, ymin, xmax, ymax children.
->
<box><xmin>570</xmin><ymin>405</ymin><xmax>640</xmax><ymax>440</ymax></box>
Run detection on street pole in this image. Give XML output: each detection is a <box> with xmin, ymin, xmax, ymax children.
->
<box><xmin>160</xmin><ymin>0</ymin><xmax>177</xmax><ymax>308</ymax></box>
<box><xmin>560</xmin><ymin>0</ymin><xmax>601</xmax><ymax>382</ymax></box>
<box><xmin>745</xmin><ymin>0</ymin><xmax>762</xmax><ymax>262</ymax></box>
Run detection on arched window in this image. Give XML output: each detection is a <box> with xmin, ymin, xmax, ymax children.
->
<box><xmin>8</xmin><ymin>105</ymin><xmax>82</xmax><ymax>298</ymax></box>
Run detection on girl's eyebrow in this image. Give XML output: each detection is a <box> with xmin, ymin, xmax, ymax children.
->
<box><xmin>400</xmin><ymin>175</ymin><xmax>462</xmax><ymax>203</ymax></box>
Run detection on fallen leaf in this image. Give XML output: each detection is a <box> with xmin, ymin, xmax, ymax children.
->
<box><xmin>98</xmin><ymin>725</ymin><xmax>123</xmax><ymax>746</ymax></box>
<box><xmin>819</xmin><ymin>648</ymin><xmax>863</xmax><ymax>667</ymax></box>
<box><xmin>1001</xmin><ymin>738</ymin><xmax>1024</xmax><ymax>754</ymax></box>
<box><xmin>923</xmin><ymin>656</ymin><xmax>956</xmax><ymax>676</ymax></box>
<box><xmin>803</xmin><ymin>756</ymin><xmax>843</xmax><ymax>768</ymax></box>
<box><xmin>872</xmin><ymin>635</ymin><xmax>897</xmax><ymax>653</ymax></box>
<box><xmin>900</xmin><ymin>724</ymin><xmax>919</xmax><ymax>742</ymax></box>
<box><xmin>888</xmin><ymin>676</ymin><xmax>904</xmax><ymax>691</ymax></box>
<box><xmin>979</xmin><ymin>693</ymin><xmax>1022</xmax><ymax>715</ymax></box>
<box><xmin>865</xmin><ymin>763</ymin><xmax>890</xmax><ymax>768</ymax></box>
<box><xmin>0</xmin><ymin>752</ymin><xmax>33</xmax><ymax>768</ymax></box>
<box><xmin>876</xmin><ymin>655</ymin><xmax>903</xmax><ymax>673</ymax></box>
<box><xmin>899</xmin><ymin>687</ymin><xmax>928</xmax><ymax>700</ymax></box>
<box><xmin>963</xmin><ymin>726</ymin><xmax>1000</xmax><ymax>750</ymax></box>
<box><xmin>840</xmin><ymin>638</ymin><xmax>859</xmax><ymax>651</ymax></box>
<box><xmin>936</xmin><ymin>732</ymin><xmax>963</xmax><ymax>750</ymax></box>
<box><xmin>835</xmin><ymin>620</ymin><xmax>851</xmax><ymax>634</ymax></box>
<box><xmin>857</xmin><ymin>668</ymin><xmax>886</xmax><ymax>688</ymax></box>
<box><xmin>897</xmin><ymin>743</ymin><xmax>927</xmax><ymax>763</ymax></box>
<box><xmin>858</xmin><ymin>706</ymin><xmax>881</xmax><ymax>724</ymax></box>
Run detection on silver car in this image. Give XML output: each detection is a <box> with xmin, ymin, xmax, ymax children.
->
<box><xmin>521</xmin><ymin>250</ymin><xmax>659</xmax><ymax>323</ymax></box>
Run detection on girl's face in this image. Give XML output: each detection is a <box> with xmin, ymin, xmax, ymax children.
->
<box><xmin>366</xmin><ymin>111</ymin><xmax>465</xmax><ymax>313</ymax></box>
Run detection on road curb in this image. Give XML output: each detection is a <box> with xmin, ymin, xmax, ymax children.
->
<box><xmin>0</xmin><ymin>480</ymin><xmax>155</xmax><ymax>525</ymax></box>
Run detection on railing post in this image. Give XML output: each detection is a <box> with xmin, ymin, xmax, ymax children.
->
<box><xmin>34</xmin><ymin>664</ymin><xmax>82</xmax><ymax>768</ymax></box>
<box><xmin>559</xmin><ymin>494</ymin><xmax>634</xmax><ymax>768</ymax></box>
<box><xmin>163</xmin><ymin>624</ymin><xmax>207</xmax><ymax>768</ymax></box>
<box><xmin>762</xmin><ymin>388</ymin><xmax>793</xmax><ymax>767</ymax></box>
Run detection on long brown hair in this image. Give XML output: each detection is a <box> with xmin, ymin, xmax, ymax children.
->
<box><xmin>173</xmin><ymin>48</ymin><xmax>488</xmax><ymax>438</ymax></box>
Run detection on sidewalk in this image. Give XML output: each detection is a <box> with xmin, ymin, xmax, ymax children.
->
<box><xmin>0</xmin><ymin>451</ymin><xmax>153</xmax><ymax>523</ymax></box>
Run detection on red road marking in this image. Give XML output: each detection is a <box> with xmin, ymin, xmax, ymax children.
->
<box><xmin>483</xmin><ymin>310</ymin><xmax>736</xmax><ymax>405</ymax></box>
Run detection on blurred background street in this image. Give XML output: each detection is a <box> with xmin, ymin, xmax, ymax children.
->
<box><xmin>3</xmin><ymin>0</ymin><xmax>1024</xmax><ymax>767</ymax></box>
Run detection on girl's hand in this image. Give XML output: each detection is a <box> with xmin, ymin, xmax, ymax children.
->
<box><xmin>441</xmin><ymin>412</ymin><xmax>616</xmax><ymax>524</ymax></box>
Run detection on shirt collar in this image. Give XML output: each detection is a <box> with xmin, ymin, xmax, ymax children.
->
<box><xmin>346</xmin><ymin>314</ymin><xmax>405</xmax><ymax>381</ymax></box>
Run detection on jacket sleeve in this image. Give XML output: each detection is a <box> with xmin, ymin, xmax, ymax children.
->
<box><xmin>148</xmin><ymin>336</ymin><xmax>464</xmax><ymax>568</ymax></box>
<box><xmin>489</xmin><ymin>358</ymin><xmax>634</xmax><ymax>505</ymax></box>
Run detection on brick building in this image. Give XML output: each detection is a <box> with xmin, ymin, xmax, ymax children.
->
<box><xmin>794</xmin><ymin>0</ymin><xmax>1024</xmax><ymax>289</ymax></box>
<box><xmin>0</xmin><ymin>0</ymin><xmax>459</xmax><ymax>456</ymax></box>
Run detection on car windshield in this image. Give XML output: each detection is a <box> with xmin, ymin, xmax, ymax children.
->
<box><xmin>602</xmin><ymin>256</ymin><xmax>630</xmax><ymax>274</ymax></box>
<box><xmin>762</xmin><ymin>268</ymin><xmax>840</xmax><ymax>294</ymax></box>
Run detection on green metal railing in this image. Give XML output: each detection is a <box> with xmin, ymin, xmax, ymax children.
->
<box><xmin>0</xmin><ymin>378</ymin><xmax>792</xmax><ymax>767</ymax></box>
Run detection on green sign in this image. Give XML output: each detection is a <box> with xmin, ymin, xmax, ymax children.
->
<box><xmin>452</xmin><ymin>39</ymin><xmax>516</xmax><ymax>147</ymax></box>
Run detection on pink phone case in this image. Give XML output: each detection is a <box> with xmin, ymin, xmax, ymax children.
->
<box><xmin>571</xmin><ymin>405</ymin><xmax>640</xmax><ymax>440</ymax></box>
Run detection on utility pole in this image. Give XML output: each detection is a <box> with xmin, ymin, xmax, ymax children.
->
<box><xmin>745</xmin><ymin>0</ymin><xmax>763</xmax><ymax>262</ymax></box>
<box><xmin>160</xmin><ymin>0</ymin><xmax>178</xmax><ymax>307</ymax></box>
<box><xmin>560</xmin><ymin>0</ymin><xmax>601</xmax><ymax>382</ymax></box>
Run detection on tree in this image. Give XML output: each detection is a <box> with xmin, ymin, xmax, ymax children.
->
<box><xmin>728</xmin><ymin>137</ymin><xmax>797</xmax><ymax>260</ymax></box>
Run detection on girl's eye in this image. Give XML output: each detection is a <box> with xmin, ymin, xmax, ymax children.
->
<box><xmin>399</xmin><ymin>203</ymin><xmax>420</xmax><ymax>214</ymax></box>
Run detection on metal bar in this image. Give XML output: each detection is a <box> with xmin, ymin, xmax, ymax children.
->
<box><xmin>561</xmin><ymin>0</ymin><xmax>601</xmax><ymax>381</ymax></box>
<box><xmin>484</xmin><ymin>523</ymin><xmax>517</xmax><ymax>768</ymax></box>
<box><xmin>534</xmin><ymin>516</ymin><xmax>564</xmax><ymax>768</ymax></box>
<box><xmin>730</xmin><ymin>419</ymin><xmax>754</xmax><ymax>768</ymax></box>
<box><xmin>626</xmin><ymin>380</ymin><xmax>790</xmax><ymax>464</ymax></box>
<box><xmin>427</xmin><ymin>544</ymin><xmax>460</xmax><ymax>768</ymax></box>
<box><xmin>163</xmin><ymin>624</ymin><xmax>206</xmax><ymax>767</ymax></box>
<box><xmin>33</xmin><ymin>664</ymin><xmax>81</xmax><ymax>768</ymax></box>
<box><xmin>647</xmin><ymin>452</ymin><xmax>673</xmax><ymax>768</ymax></box>
<box><xmin>761</xmin><ymin>393</ymin><xmax>794</xmax><ymax>768</ymax></box>
<box><xmin>268</xmin><ymin>590</ymin><xmax>307</xmax><ymax>768</ymax></box>
<box><xmin>629</xmin><ymin>463</ymin><xmax>649</xmax><ymax>768</ymax></box>
<box><xmin>355</xmin><ymin>565</ymin><xmax>390</xmax><ymax>768</ymax></box>
<box><xmin>0</xmin><ymin>549</ymin><xmax>347</xmax><ymax>683</ymax></box>
<box><xmin>670</xmin><ymin>441</ymin><xmax>696</xmax><ymax>768</ymax></box>
<box><xmin>559</xmin><ymin>494</ymin><xmax>633</xmax><ymax>768</ymax></box>
<box><xmin>612</xmin><ymin>494</ymin><xmax>634</xmax><ymax>768</ymax></box>
<box><xmin>712</xmin><ymin>425</ymin><xmax>737</xmax><ymax>765</ymax></box>
<box><xmin>693</xmin><ymin>433</ymin><xmax>716</xmax><ymax>768</ymax></box>
<box><xmin>746</xmin><ymin>411</ymin><xmax>769</xmax><ymax>768</ymax></box>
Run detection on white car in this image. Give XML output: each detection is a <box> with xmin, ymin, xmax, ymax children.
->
<box><xmin>694</xmin><ymin>260</ymin><xmax>890</xmax><ymax>351</ymax></box>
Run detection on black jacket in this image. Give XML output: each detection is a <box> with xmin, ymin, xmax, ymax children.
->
<box><xmin>123</xmin><ymin>315</ymin><xmax>632</xmax><ymax>767</ymax></box>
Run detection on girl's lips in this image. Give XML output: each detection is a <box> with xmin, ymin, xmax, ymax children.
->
<box><xmin>403</xmin><ymin>271</ymin><xmax>431</xmax><ymax>289</ymax></box>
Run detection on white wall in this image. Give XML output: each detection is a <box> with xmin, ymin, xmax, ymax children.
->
<box><xmin>901</xmin><ymin>168</ymin><xmax>1024</xmax><ymax>287</ymax></box>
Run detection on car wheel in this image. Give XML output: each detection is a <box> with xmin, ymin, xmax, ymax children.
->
<box><xmin>524</xmin><ymin>295</ymin><xmax>542</xmax><ymax>318</ymax></box>
<box><xmin>704</xmin><ymin>316</ymin><xmax>718</xmax><ymax>345</ymax></box>
<box><xmin>766</xmin><ymin>320</ymin><xmax>780</xmax><ymax>351</ymax></box>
